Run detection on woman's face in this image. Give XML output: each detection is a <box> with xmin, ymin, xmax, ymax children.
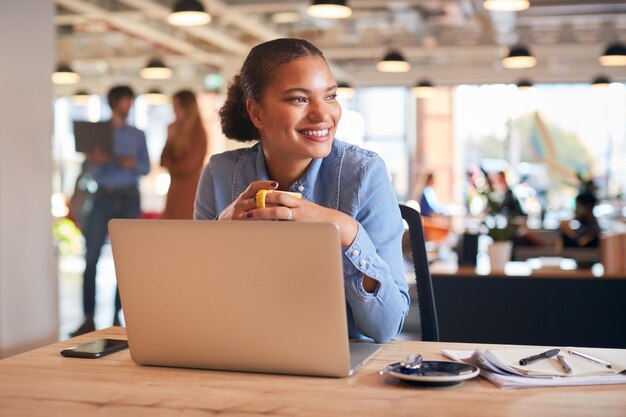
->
<box><xmin>247</xmin><ymin>55</ymin><xmax>341</xmax><ymax>163</ymax></box>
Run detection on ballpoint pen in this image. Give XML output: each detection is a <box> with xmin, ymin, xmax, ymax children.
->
<box><xmin>556</xmin><ymin>353</ymin><xmax>572</xmax><ymax>374</ymax></box>
<box><xmin>566</xmin><ymin>350</ymin><xmax>613</xmax><ymax>369</ymax></box>
<box><xmin>519</xmin><ymin>348</ymin><xmax>560</xmax><ymax>366</ymax></box>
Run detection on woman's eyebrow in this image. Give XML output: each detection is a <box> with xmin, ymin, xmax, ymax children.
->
<box><xmin>281</xmin><ymin>85</ymin><xmax>338</xmax><ymax>95</ymax></box>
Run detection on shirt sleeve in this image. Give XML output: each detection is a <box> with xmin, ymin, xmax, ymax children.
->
<box><xmin>194</xmin><ymin>157</ymin><xmax>217</xmax><ymax>220</ymax></box>
<box><xmin>133</xmin><ymin>130</ymin><xmax>150</xmax><ymax>176</ymax></box>
<box><xmin>341</xmin><ymin>156</ymin><xmax>410</xmax><ymax>343</ymax></box>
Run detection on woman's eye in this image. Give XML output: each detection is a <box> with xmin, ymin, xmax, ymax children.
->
<box><xmin>288</xmin><ymin>97</ymin><xmax>308</xmax><ymax>103</ymax></box>
<box><xmin>326</xmin><ymin>94</ymin><xmax>338</xmax><ymax>101</ymax></box>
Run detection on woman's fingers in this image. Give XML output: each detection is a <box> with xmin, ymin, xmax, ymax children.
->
<box><xmin>262</xmin><ymin>191</ymin><xmax>302</xmax><ymax>208</ymax></box>
<box><xmin>240</xmin><ymin>180</ymin><xmax>278</xmax><ymax>199</ymax></box>
<box><xmin>247</xmin><ymin>205</ymin><xmax>296</xmax><ymax>221</ymax></box>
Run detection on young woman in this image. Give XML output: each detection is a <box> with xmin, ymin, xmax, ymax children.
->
<box><xmin>194</xmin><ymin>38</ymin><xmax>409</xmax><ymax>343</ymax></box>
<box><xmin>160</xmin><ymin>90</ymin><xmax>208</xmax><ymax>219</ymax></box>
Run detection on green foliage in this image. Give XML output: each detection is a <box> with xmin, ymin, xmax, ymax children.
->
<box><xmin>52</xmin><ymin>218</ymin><xmax>84</xmax><ymax>255</ymax></box>
<box><xmin>487</xmin><ymin>222</ymin><xmax>518</xmax><ymax>242</ymax></box>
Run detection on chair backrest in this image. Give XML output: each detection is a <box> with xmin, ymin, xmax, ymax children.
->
<box><xmin>398</xmin><ymin>204</ymin><xmax>440</xmax><ymax>341</ymax></box>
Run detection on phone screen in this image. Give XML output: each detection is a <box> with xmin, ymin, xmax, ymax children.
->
<box><xmin>61</xmin><ymin>338</ymin><xmax>128</xmax><ymax>358</ymax></box>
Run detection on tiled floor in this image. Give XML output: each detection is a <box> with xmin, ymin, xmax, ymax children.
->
<box><xmin>58</xmin><ymin>243</ymin><xmax>124</xmax><ymax>340</ymax></box>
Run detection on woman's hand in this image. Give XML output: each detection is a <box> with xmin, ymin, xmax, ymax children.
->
<box><xmin>249</xmin><ymin>191</ymin><xmax>358</xmax><ymax>248</ymax></box>
<box><xmin>216</xmin><ymin>180</ymin><xmax>278</xmax><ymax>221</ymax></box>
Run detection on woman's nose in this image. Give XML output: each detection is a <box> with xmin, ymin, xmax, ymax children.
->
<box><xmin>307</xmin><ymin>101</ymin><xmax>328</xmax><ymax>123</ymax></box>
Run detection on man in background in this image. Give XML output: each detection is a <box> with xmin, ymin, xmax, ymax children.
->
<box><xmin>70</xmin><ymin>85</ymin><xmax>150</xmax><ymax>337</ymax></box>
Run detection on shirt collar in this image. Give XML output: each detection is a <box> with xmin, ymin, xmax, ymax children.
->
<box><xmin>255</xmin><ymin>141</ymin><xmax>330</xmax><ymax>200</ymax></box>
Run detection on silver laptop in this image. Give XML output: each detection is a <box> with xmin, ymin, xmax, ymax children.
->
<box><xmin>108</xmin><ymin>219</ymin><xmax>381</xmax><ymax>377</ymax></box>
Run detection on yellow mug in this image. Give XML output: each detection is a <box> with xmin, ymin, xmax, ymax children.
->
<box><xmin>255</xmin><ymin>190</ymin><xmax>302</xmax><ymax>208</ymax></box>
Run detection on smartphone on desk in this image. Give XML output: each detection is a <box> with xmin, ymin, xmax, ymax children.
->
<box><xmin>60</xmin><ymin>338</ymin><xmax>128</xmax><ymax>359</ymax></box>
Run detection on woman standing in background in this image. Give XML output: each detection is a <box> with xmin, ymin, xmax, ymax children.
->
<box><xmin>160</xmin><ymin>90</ymin><xmax>208</xmax><ymax>219</ymax></box>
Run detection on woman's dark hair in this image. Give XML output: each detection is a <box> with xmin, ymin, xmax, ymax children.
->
<box><xmin>219</xmin><ymin>38</ymin><xmax>325</xmax><ymax>142</ymax></box>
<box><xmin>107</xmin><ymin>85</ymin><xmax>135</xmax><ymax>110</ymax></box>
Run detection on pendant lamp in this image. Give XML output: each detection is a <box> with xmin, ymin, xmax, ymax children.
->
<box><xmin>167</xmin><ymin>0</ymin><xmax>211</xmax><ymax>26</ymax></box>
<box><xmin>52</xmin><ymin>63</ymin><xmax>80</xmax><ymax>84</ymax></box>
<box><xmin>72</xmin><ymin>89</ymin><xmax>91</xmax><ymax>105</ymax></box>
<box><xmin>140</xmin><ymin>58</ymin><xmax>173</xmax><ymax>80</ymax></box>
<box><xmin>144</xmin><ymin>89</ymin><xmax>169</xmax><ymax>105</ymax></box>
<box><xmin>591</xmin><ymin>75</ymin><xmax>611</xmax><ymax>88</ymax></box>
<box><xmin>411</xmin><ymin>80</ymin><xmax>435</xmax><ymax>98</ymax></box>
<box><xmin>307</xmin><ymin>1</ymin><xmax>352</xmax><ymax>19</ymax></box>
<box><xmin>599</xmin><ymin>42</ymin><xmax>626</xmax><ymax>67</ymax></box>
<box><xmin>483</xmin><ymin>0</ymin><xmax>529</xmax><ymax>12</ymax></box>
<box><xmin>502</xmin><ymin>45</ymin><xmax>536</xmax><ymax>69</ymax></box>
<box><xmin>377</xmin><ymin>50</ymin><xmax>411</xmax><ymax>73</ymax></box>
<box><xmin>516</xmin><ymin>79</ymin><xmax>533</xmax><ymax>90</ymax></box>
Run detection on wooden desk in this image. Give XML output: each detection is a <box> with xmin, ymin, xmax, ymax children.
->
<box><xmin>1</xmin><ymin>328</ymin><xmax>625</xmax><ymax>417</ymax></box>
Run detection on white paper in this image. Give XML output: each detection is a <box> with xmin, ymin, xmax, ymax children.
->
<box><xmin>442</xmin><ymin>348</ymin><xmax>626</xmax><ymax>389</ymax></box>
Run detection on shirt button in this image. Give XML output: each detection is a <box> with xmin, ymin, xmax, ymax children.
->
<box><xmin>359</xmin><ymin>259</ymin><xmax>367</xmax><ymax>267</ymax></box>
<box><xmin>352</xmin><ymin>250</ymin><xmax>360</xmax><ymax>257</ymax></box>
<box><xmin>297</xmin><ymin>185</ymin><xmax>304</xmax><ymax>192</ymax></box>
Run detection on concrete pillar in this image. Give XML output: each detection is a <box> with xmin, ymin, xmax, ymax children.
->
<box><xmin>0</xmin><ymin>0</ymin><xmax>57</xmax><ymax>357</ymax></box>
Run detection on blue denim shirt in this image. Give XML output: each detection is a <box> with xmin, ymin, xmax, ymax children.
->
<box><xmin>194</xmin><ymin>139</ymin><xmax>409</xmax><ymax>343</ymax></box>
<box><xmin>87</xmin><ymin>123</ymin><xmax>150</xmax><ymax>188</ymax></box>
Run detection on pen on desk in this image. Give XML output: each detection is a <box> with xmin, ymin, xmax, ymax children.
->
<box><xmin>566</xmin><ymin>350</ymin><xmax>612</xmax><ymax>369</ymax></box>
<box><xmin>556</xmin><ymin>353</ymin><xmax>572</xmax><ymax>374</ymax></box>
<box><xmin>519</xmin><ymin>348</ymin><xmax>560</xmax><ymax>366</ymax></box>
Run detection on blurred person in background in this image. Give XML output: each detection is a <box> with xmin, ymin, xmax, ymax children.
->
<box><xmin>71</xmin><ymin>85</ymin><xmax>150</xmax><ymax>337</ymax></box>
<box><xmin>560</xmin><ymin>191</ymin><xmax>600</xmax><ymax>248</ymax></box>
<box><xmin>160</xmin><ymin>90</ymin><xmax>208</xmax><ymax>219</ymax></box>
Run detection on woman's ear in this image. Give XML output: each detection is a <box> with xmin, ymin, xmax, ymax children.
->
<box><xmin>246</xmin><ymin>98</ymin><xmax>263</xmax><ymax>129</ymax></box>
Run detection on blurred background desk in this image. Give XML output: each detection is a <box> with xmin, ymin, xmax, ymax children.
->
<box><xmin>430</xmin><ymin>260</ymin><xmax>626</xmax><ymax>348</ymax></box>
<box><xmin>1</xmin><ymin>328</ymin><xmax>625</xmax><ymax>417</ymax></box>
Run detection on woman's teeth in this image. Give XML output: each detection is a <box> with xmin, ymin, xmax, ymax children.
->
<box><xmin>299</xmin><ymin>129</ymin><xmax>329</xmax><ymax>137</ymax></box>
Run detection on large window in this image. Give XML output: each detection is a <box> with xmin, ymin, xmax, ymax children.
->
<box><xmin>454</xmin><ymin>83</ymin><xmax>626</xmax><ymax>216</ymax></box>
<box><xmin>337</xmin><ymin>87</ymin><xmax>411</xmax><ymax>200</ymax></box>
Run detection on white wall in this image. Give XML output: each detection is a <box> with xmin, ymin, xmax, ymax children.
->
<box><xmin>0</xmin><ymin>0</ymin><xmax>58</xmax><ymax>356</ymax></box>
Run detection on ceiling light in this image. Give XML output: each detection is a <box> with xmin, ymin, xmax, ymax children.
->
<box><xmin>272</xmin><ymin>12</ymin><xmax>301</xmax><ymax>24</ymax></box>
<box><xmin>51</xmin><ymin>63</ymin><xmax>80</xmax><ymax>85</ymax></box>
<box><xmin>337</xmin><ymin>82</ymin><xmax>355</xmax><ymax>99</ymax></box>
<box><xmin>516</xmin><ymin>79</ymin><xmax>533</xmax><ymax>91</ymax></box>
<box><xmin>140</xmin><ymin>58</ymin><xmax>172</xmax><ymax>80</ymax></box>
<box><xmin>72</xmin><ymin>89</ymin><xmax>91</xmax><ymax>105</ymax></box>
<box><xmin>599</xmin><ymin>42</ymin><xmax>626</xmax><ymax>66</ymax></box>
<box><xmin>502</xmin><ymin>45</ymin><xmax>536</xmax><ymax>69</ymax></box>
<box><xmin>144</xmin><ymin>89</ymin><xmax>169</xmax><ymax>105</ymax></box>
<box><xmin>167</xmin><ymin>0</ymin><xmax>211</xmax><ymax>26</ymax></box>
<box><xmin>377</xmin><ymin>50</ymin><xmax>411</xmax><ymax>73</ymax></box>
<box><xmin>483</xmin><ymin>0</ymin><xmax>530</xmax><ymax>12</ymax></box>
<box><xmin>591</xmin><ymin>75</ymin><xmax>611</xmax><ymax>88</ymax></box>
<box><xmin>307</xmin><ymin>0</ymin><xmax>352</xmax><ymax>19</ymax></box>
<box><xmin>411</xmin><ymin>80</ymin><xmax>435</xmax><ymax>98</ymax></box>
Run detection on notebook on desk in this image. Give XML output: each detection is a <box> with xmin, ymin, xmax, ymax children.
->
<box><xmin>108</xmin><ymin>219</ymin><xmax>381</xmax><ymax>377</ymax></box>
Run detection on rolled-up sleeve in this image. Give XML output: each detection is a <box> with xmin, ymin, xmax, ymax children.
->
<box><xmin>194</xmin><ymin>159</ymin><xmax>217</xmax><ymax>220</ymax></box>
<box><xmin>342</xmin><ymin>156</ymin><xmax>409</xmax><ymax>343</ymax></box>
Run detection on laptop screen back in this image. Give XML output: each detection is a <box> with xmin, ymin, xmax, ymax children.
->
<box><xmin>109</xmin><ymin>220</ymin><xmax>352</xmax><ymax>377</ymax></box>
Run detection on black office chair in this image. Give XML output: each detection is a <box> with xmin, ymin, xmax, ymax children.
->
<box><xmin>397</xmin><ymin>204</ymin><xmax>440</xmax><ymax>341</ymax></box>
